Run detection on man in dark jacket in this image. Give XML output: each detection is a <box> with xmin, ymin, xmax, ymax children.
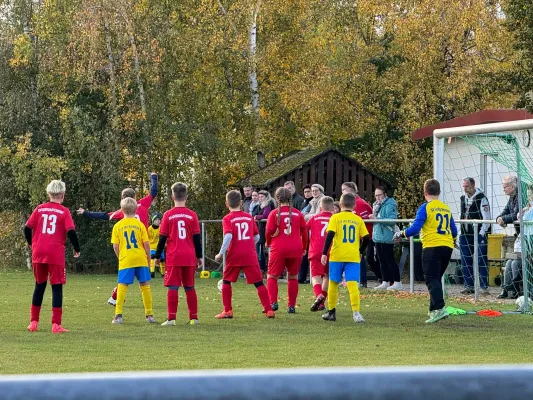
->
<box><xmin>459</xmin><ymin>177</ymin><xmax>491</xmax><ymax>295</ymax></box>
<box><xmin>284</xmin><ymin>181</ymin><xmax>305</xmax><ymax>210</ymax></box>
<box><xmin>496</xmin><ymin>176</ymin><xmax>520</xmax><ymax>235</ymax></box>
<box><xmin>242</xmin><ymin>185</ymin><xmax>254</xmax><ymax>214</ymax></box>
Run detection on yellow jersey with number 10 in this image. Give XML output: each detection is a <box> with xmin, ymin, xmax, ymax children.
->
<box><xmin>111</xmin><ymin>217</ymin><xmax>149</xmax><ymax>270</ymax></box>
<box><xmin>420</xmin><ymin>200</ymin><xmax>455</xmax><ymax>249</ymax></box>
<box><xmin>326</xmin><ymin>211</ymin><xmax>369</xmax><ymax>263</ymax></box>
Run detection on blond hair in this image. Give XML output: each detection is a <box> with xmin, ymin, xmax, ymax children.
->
<box><xmin>46</xmin><ymin>180</ymin><xmax>66</xmax><ymax>196</ymax></box>
<box><xmin>121</xmin><ymin>197</ymin><xmax>138</xmax><ymax>216</ymax></box>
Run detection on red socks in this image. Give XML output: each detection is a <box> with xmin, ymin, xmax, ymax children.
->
<box><xmin>313</xmin><ymin>284</ymin><xmax>322</xmax><ymax>297</ymax></box>
<box><xmin>322</xmin><ymin>290</ymin><xmax>328</xmax><ymax>299</ymax></box>
<box><xmin>267</xmin><ymin>278</ymin><xmax>278</xmax><ymax>304</ymax></box>
<box><xmin>222</xmin><ymin>283</ymin><xmax>232</xmax><ymax>312</ymax></box>
<box><xmin>30</xmin><ymin>305</ymin><xmax>41</xmax><ymax>322</ymax></box>
<box><xmin>288</xmin><ymin>279</ymin><xmax>298</xmax><ymax>308</ymax></box>
<box><xmin>185</xmin><ymin>289</ymin><xmax>198</xmax><ymax>320</ymax></box>
<box><xmin>257</xmin><ymin>285</ymin><xmax>272</xmax><ymax>312</ymax></box>
<box><xmin>112</xmin><ymin>287</ymin><xmax>118</xmax><ymax>300</ymax></box>
<box><xmin>167</xmin><ymin>289</ymin><xmax>178</xmax><ymax>320</ymax></box>
<box><xmin>51</xmin><ymin>307</ymin><xmax>62</xmax><ymax>325</ymax></box>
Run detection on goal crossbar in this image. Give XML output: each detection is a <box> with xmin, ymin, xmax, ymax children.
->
<box><xmin>434</xmin><ymin>118</ymin><xmax>533</xmax><ymax>139</ymax></box>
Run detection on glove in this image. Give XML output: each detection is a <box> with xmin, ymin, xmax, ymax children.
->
<box><xmin>393</xmin><ymin>231</ymin><xmax>404</xmax><ymax>241</ymax></box>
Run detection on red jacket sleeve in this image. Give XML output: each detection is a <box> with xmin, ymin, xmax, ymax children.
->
<box><xmin>137</xmin><ymin>194</ymin><xmax>154</xmax><ymax>209</ymax></box>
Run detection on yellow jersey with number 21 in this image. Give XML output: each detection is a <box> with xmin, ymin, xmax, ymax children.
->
<box><xmin>406</xmin><ymin>200</ymin><xmax>456</xmax><ymax>249</ymax></box>
<box><xmin>111</xmin><ymin>217</ymin><xmax>149</xmax><ymax>270</ymax></box>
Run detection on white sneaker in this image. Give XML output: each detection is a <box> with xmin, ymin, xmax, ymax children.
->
<box><xmin>386</xmin><ymin>282</ymin><xmax>403</xmax><ymax>291</ymax></box>
<box><xmin>374</xmin><ymin>281</ymin><xmax>389</xmax><ymax>290</ymax></box>
<box><xmin>107</xmin><ymin>297</ymin><xmax>116</xmax><ymax>306</ymax></box>
<box><xmin>161</xmin><ymin>320</ymin><xmax>175</xmax><ymax>326</ymax></box>
<box><xmin>353</xmin><ymin>311</ymin><xmax>365</xmax><ymax>323</ymax></box>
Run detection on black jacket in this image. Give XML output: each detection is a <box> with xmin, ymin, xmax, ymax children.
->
<box><xmin>292</xmin><ymin>193</ymin><xmax>305</xmax><ymax>211</ymax></box>
<box><xmin>497</xmin><ymin>194</ymin><xmax>520</xmax><ymax>235</ymax></box>
<box><xmin>460</xmin><ymin>192</ymin><xmax>491</xmax><ymax>236</ymax></box>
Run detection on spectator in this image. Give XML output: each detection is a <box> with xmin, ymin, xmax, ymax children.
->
<box><xmin>284</xmin><ymin>181</ymin><xmax>305</xmax><ymax>210</ymax></box>
<box><xmin>305</xmin><ymin>184</ymin><xmax>325</xmax><ymax>221</ymax></box>
<box><xmin>249</xmin><ymin>190</ymin><xmax>260</xmax><ymax>216</ymax></box>
<box><xmin>254</xmin><ymin>190</ymin><xmax>276</xmax><ymax>273</ymax></box>
<box><xmin>301</xmin><ymin>185</ymin><xmax>313</xmax><ymax>214</ymax></box>
<box><xmin>459</xmin><ymin>177</ymin><xmax>491</xmax><ymax>295</ymax></box>
<box><xmin>370</xmin><ymin>186</ymin><xmax>402</xmax><ymax>290</ymax></box>
<box><xmin>242</xmin><ymin>185</ymin><xmax>254</xmax><ymax>214</ymax></box>
<box><xmin>496</xmin><ymin>176</ymin><xmax>520</xmax><ymax>236</ymax></box>
<box><xmin>333</xmin><ymin>201</ymin><xmax>341</xmax><ymax>214</ymax></box>
<box><xmin>341</xmin><ymin>182</ymin><xmax>373</xmax><ymax>288</ymax></box>
<box><xmin>498</xmin><ymin>185</ymin><xmax>533</xmax><ymax>298</ymax></box>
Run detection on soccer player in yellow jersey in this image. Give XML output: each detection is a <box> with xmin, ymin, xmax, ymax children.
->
<box><xmin>321</xmin><ymin>193</ymin><xmax>369</xmax><ymax>323</ymax></box>
<box><xmin>394</xmin><ymin>179</ymin><xmax>457</xmax><ymax>324</ymax></box>
<box><xmin>148</xmin><ymin>213</ymin><xmax>165</xmax><ymax>277</ymax></box>
<box><xmin>110</xmin><ymin>197</ymin><xmax>156</xmax><ymax>325</ymax></box>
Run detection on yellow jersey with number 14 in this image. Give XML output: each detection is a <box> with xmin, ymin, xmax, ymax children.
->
<box><xmin>111</xmin><ymin>217</ymin><xmax>149</xmax><ymax>270</ymax></box>
<box><xmin>326</xmin><ymin>211</ymin><xmax>369</xmax><ymax>263</ymax></box>
<box><xmin>406</xmin><ymin>199</ymin><xmax>456</xmax><ymax>249</ymax></box>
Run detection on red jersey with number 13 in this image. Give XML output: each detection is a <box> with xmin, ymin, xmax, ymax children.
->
<box><xmin>266</xmin><ymin>206</ymin><xmax>308</xmax><ymax>257</ymax></box>
<box><xmin>306</xmin><ymin>211</ymin><xmax>333</xmax><ymax>261</ymax></box>
<box><xmin>26</xmin><ymin>202</ymin><xmax>75</xmax><ymax>265</ymax></box>
<box><xmin>222</xmin><ymin>211</ymin><xmax>259</xmax><ymax>267</ymax></box>
<box><xmin>160</xmin><ymin>206</ymin><xmax>200</xmax><ymax>267</ymax></box>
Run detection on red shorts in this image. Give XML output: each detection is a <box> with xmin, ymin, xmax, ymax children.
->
<box><xmin>310</xmin><ymin>258</ymin><xmax>329</xmax><ymax>278</ymax></box>
<box><xmin>223</xmin><ymin>264</ymin><xmax>263</xmax><ymax>284</ymax></box>
<box><xmin>268</xmin><ymin>256</ymin><xmax>301</xmax><ymax>277</ymax></box>
<box><xmin>33</xmin><ymin>263</ymin><xmax>66</xmax><ymax>285</ymax></box>
<box><xmin>164</xmin><ymin>266</ymin><xmax>195</xmax><ymax>287</ymax></box>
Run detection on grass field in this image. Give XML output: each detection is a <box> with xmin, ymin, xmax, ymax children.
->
<box><xmin>1</xmin><ymin>271</ymin><xmax>532</xmax><ymax>374</ymax></box>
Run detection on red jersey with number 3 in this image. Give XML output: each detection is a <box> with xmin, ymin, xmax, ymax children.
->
<box><xmin>26</xmin><ymin>202</ymin><xmax>75</xmax><ymax>265</ymax></box>
<box><xmin>222</xmin><ymin>211</ymin><xmax>259</xmax><ymax>267</ymax></box>
<box><xmin>306</xmin><ymin>211</ymin><xmax>333</xmax><ymax>261</ymax></box>
<box><xmin>160</xmin><ymin>206</ymin><xmax>200</xmax><ymax>267</ymax></box>
<box><xmin>266</xmin><ymin>206</ymin><xmax>308</xmax><ymax>257</ymax></box>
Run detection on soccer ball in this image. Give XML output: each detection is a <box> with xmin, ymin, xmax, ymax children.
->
<box><xmin>515</xmin><ymin>295</ymin><xmax>532</xmax><ymax>312</ymax></box>
<box><xmin>217</xmin><ymin>279</ymin><xmax>223</xmax><ymax>293</ymax></box>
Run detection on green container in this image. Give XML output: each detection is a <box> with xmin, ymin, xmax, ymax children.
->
<box><xmin>211</xmin><ymin>271</ymin><xmax>221</xmax><ymax>279</ymax></box>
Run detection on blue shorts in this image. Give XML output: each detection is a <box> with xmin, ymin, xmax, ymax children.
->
<box><xmin>329</xmin><ymin>262</ymin><xmax>360</xmax><ymax>283</ymax></box>
<box><xmin>150</xmin><ymin>249</ymin><xmax>165</xmax><ymax>262</ymax></box>
<box><xmin>118</xmin><ymin>267</ymin><xmax>151</xmax><ymax>284</ymax></box>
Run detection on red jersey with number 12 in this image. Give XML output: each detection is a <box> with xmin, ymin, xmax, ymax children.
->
<box><xmin>26</xmin><ymin>202</ymin><xmax>75</xmax><ymax>265</ymax></box>
<box><xmin>306</xmin><ymin>211</ymin><xmax>333</xmax><ymax>261</ymax></box>
<box><xmin>222</xmin><ymin>211</ymin><xmax>259</xmax><ymax>267</ymax></box>
<box><xmin>266</xmin><ymin>206</ymin><xmax>308</xmax><ymax>257</ymax></box>
<box><xmin>160</xmin><ymin>206</ymin><xmax>200</xmax><ymax>267</ymax></box>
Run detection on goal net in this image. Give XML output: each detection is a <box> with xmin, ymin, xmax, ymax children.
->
<box><xmin>434</xmin><ymin>120</ymin><xmax>533</xmax><ymax>312</ymax></box>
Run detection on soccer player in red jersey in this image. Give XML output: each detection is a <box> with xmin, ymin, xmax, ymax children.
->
<box><xmin>265</xmin><ymin>187</ymin><xmax>308</xmax><ymax>313</ymax></box>
<box><xmin>153</xmin><ymin>182</ymin><xmax>203</xmax><ymax>326</ymax></box>
<box><xmin>76</xmin><ymin>173</ymin><xmax>158</xmax><ymax>305</ymax></box>
<box><xmin>307</xmin><ymin>196</ymin><xmax>335</xmax><ymax>312</ymax></box>
<box><xmin>24</xmin><ymin>180</ymin><xmax>80</xmax><ymax>333</ymax></box>
<box><xmin>214</xmin><ymin>190</ymin><xmax>274</xmax><ymax>319</ymax></box>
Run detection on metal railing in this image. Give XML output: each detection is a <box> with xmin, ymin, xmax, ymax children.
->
<box><xmin>2</xmin><ymin>365</ymin><xmax>533</xmax><ymax>399</ymax></box>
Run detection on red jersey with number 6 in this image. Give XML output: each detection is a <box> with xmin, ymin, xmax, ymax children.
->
<box><xmin>266</xmin><ymin>206</ymin><xmax>308</xmax><ymax>257</ymax></box>
<box><xmin>222</xmin><ymin>211</ymin><xmax>259</xmax><ymax>267</ymax></box>
<box><xmin>306</xmin><ymin>211</ymin><xmax>333</xmax><ymax>261</ymax></box>
<box><xmin>160</xmin><ymin>206</ymin><xmax>200</xmax><ymax>267</ymax></box>
<box><xmin>26</xmin><ymin>202</ymin><xmax>75</xmax><ymax>266</ymax></box>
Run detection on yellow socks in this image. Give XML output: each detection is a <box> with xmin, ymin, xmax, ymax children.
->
<box><xmin>150</xmin><ymin>259</ymin><xmax>155</xmax><ymax>273</ymax></box>
<box><xmin>116</xmin><ymin>283</ymin><xmax>128</xmax><ymax>315</ymax></box>
<box><xmin>346</xmin><ymin>281</ymin><xmax>360</xmax><ymax>312</ymax></box>
<box><xmin>159</xmin><ymin>262</ymin><xmax>165</xmax><ymax>275</ymax></box>
<box><xmin>328</xmin><ymin>280</ymin><xmax>339</xmax><ymax>310</ymax></box>
<box><xmin>140</xmin><ymin>284</ymin><xmax>153</xmax><ymax>316</ymax></box>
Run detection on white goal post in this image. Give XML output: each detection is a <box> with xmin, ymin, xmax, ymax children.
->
<box><xmin>433</xmin><ymin>118</ymin><xmax>533</xmax><ymax>311</ymax></box>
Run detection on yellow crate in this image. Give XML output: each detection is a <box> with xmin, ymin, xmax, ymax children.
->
<box><xmin>488</xmin><ymin>265</ymin><xmax>502</xmax><ymax>287</ymax></box>
<box><xmin>487</xmin><ymin>233</ymin><xmax>506</xmax><ymax>259</ymax></box>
